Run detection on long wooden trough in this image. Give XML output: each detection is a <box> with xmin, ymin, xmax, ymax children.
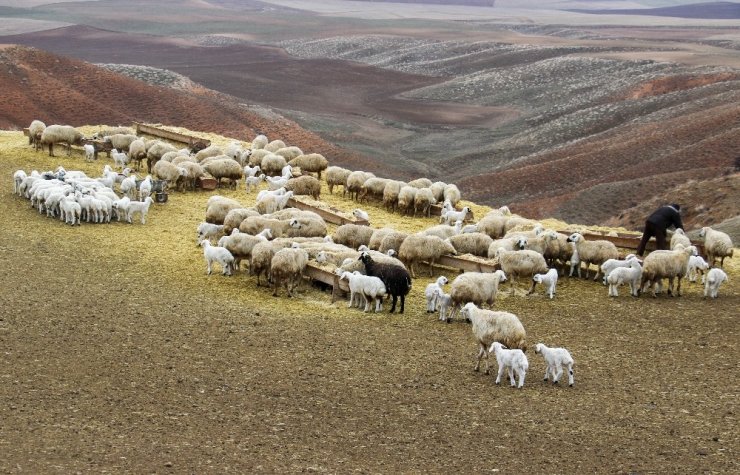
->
<box><xmin>304</xmin><ymin>262</ymin><xmax>350</xmax><ymax>302</ymax></box>
<box><xmin>287</xmin><ymin>197</ymin><xmax>369</xmax><ymax>226</ymax></box>
<box><xmin>135</xmin><ymin>122</ymin><xmax>211</xmax><ymax>148</ymax></box>
<box><xmin>563</xmin><ymin>230</ymin><xmax>705</xmax><ymax>257</ymax></box>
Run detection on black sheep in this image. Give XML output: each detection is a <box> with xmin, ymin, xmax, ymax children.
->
<box><xmin>359</xmin><ymin>252</ymin><xmax>412</xmax><ymax>313</ymax></box>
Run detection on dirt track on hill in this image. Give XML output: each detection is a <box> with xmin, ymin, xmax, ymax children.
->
<box><xmin>0</xmin><ymin>135</ymin><xmax>738</xmax><ymax>472</ymax></box>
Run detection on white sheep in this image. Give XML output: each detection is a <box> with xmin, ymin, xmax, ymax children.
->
<box><xmin>460</xmin><ymin>303</ymin><xmax>527</xmax><ymax>376</ymax></box>
<box><xmin>126</xmin><ymin>197</ymin><xmax>154</xmax><ymax>224</ymax></box>
<box><xmin>566</xmin><ymin>232</ymin><xmax>619</xmax><ymax>281</ymax></box>
<box><xmin>138</xmin><ymin>175</ymin><xmax>153</xmax><ymax>202</ymax></box>
<box><xmin>440</xmin><ymin>206</ymin><xmax>471</xmax><ymax>225</ymax></box>
<box><xmin>245</xmin><ymin>173</ymin><xmax>265</xmax><ymax>193</ymax></box>
<box><xmin>600</xmin><ymin>253</ymin><xmax>638</xmax><ymax>285</ymax></box>
<box><xmin>197</xmin><ymin>222</ymin><xmax>225</xmax><ymax>245</ymax></box>
<box><xmin>531</xmin><ymin>268</ymin><xmax>558</xmax><ymax>299</ymax></box>
<box><xmin>266</xmin><ymin>175</ymin><xmax>288</xmax><ymax>191</ymax></box>
<box><xmin>339</xmin><ymin>271</ymin><xmax>387</xmax><ymax>312</ymax></box>
<box><xmin>670</xmin><ymin>228</ymin><xmax>691</xmax><ymax>250</ymax></box>
<box><xmin>83</xmin><ymin>144</ymin><xmax>95</xmax><ymax>162</ymax></box>
<box><xmin>353</xmin><ymin>208</ymin><xmax>369</xmax><ymax>222</ymax></box>
<box><xmin>703</xmin><ymin>268</ymin><xmax>728</xmax><ymax>299</ymax></box>
<box><xmin>424</xmin><ymin>276</ymin><xmax>448</xmax><ymax>313</ymax></box>
<box><xmin>686</xmin><ymin>255</ymin><xmax>709</xmax><ymax>283</ymax></box>
<box><xmin>698</xmin><ymin>226</ymin><xmax>733</xmax><ymax>268</ymax></box>
<box><xmin>270</xmin><ymin>247</ymin><xmax>309</xmax><ymax>297</ymax></box>
<box><xmin>59</xmin><ymin>195</ymin><xmax>81</xmax><ymax>225</ymax></box>
<box><xmin>433</xmin><ymin>289</ymin><xmax>453</xmax><ymax>322</ymax></box>
<box><xmin>119</xmin><ymin>174</ymin><xmax>138</xmax><ymax>200</ymax></box>
<box><xmin>200</xmin><ymin>240</ymin><xmax>235</xmax><ymax>275</ymax></box>
<box><xmin>534</xmin><ymin>343</ymin><xmax>574</xmax><ymax>387</ymax></box>
<box><xmin>244</xmin><ymin>164</ymin><xmax>261</xmax><ymax>178</ymax></box>
<box><xmin>489</xmin><ymin>342</ymin><xmax>528</xmax><ymax>388</ymax></box>
<box><xmin>640</xmin><ymin>245</ymin><xmax>697</xmax><ymax>297</ymax></box>
<box><xmin>607</xmin><ymin>257</ymin><xmax>642</xmax><ymax>297</ymax></box>
<box><xmin>112</xmin><ymin>149</ymin><xmax>130</xmax><ymax>170</ymax></box>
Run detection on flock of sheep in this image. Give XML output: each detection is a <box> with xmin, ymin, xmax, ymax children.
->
<box><xmin>18</xmin><ymin>122</ymin><xmax>735</xmax><ymax>389</ymax></box>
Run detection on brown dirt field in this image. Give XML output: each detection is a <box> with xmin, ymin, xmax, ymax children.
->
<box><xmin>1</xmin><ymin>131</ymin><xmax>738</xmax><ymax>472</ymax></box>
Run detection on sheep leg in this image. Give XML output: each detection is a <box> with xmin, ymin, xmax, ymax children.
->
<box><xmin>428</xmin><ymin>259</ymin><xmax>435</xmax><ymax>278</ymax></box>
<box><xmin>666</xmin><ymin>277</ymin><xmax>675</xmax><ymax>296</ymax></box>
<box><xmin>517</xmin><ymin>370</ymin><xmax>526</xmax><ymax>389</ymax></box>
<box><xmin>553</xmin><ymin>364</ymin><xmax>563</xmax><ymax>384</ymax></box>
<box><xmin>508</xmin><ymin>368</ymin><xmax>516</xmax><ymax>387</ymax></box>
<box><xmin>676</xmin><ymin>276</ymin><xmax>683</xmax><ymax>297</ymax></box>
<box><xmin>389</xmin><ymin>295</ymin><xmax>398</xmax><ymax>313</ymax></box>
<box><xmin>399</xmin><ymin>295</ymin><xmax>405</xmax><ymax>314</ymax></box>
<box><xmin>567</xmin><ymin>365</ymin><xmax>574</xmax><ymax>386</ymax></box>
<box><xmin>48</xmin><ymin>143</ymin><xmax>54</xmax><ymax>157</ymax></box>
<box><xmin>527</xmin><ymin>279</ymin><xmax>536</xmax><ymax>295</ymax></box>
<box><xmin>495</xmin><ymin>364</ymin><xmax>505</xmax><ymax>385</ymax></box>
<box><xmin>543</xmin><ymin>366</ymin><xmax>549</xmax><ymax>382</ymax></box>
<box><xmin>206</xmin><ymin>260</ymin><xmax>212</xmax><ymax>275</ymax></box>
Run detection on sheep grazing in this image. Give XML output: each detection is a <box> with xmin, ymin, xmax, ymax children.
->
<box><xmin>222</xmin><ymin>208</ymin><xmax>259</xmax><ymax>235</ymax></box>
<box><xmin>531</xmin><ymin>268</ymin><xmax>559</xmax><ymax>299</ymax></box>
<box><xmin>288</xmin><ymin>153</ymin><xmax>329</xmax><ymax>179</ymax></box>
<box><xmin>270</xmin><ymin>247</ymin><xmax>309</xmax><ymax>297</ymax></box>
<box><xmin>146</xmin><ymin>142</ymin><xmax>178</xmax><ymax>172</ymax></box>
<box><xmin>197</xmin><ymin>222</ymin><xmax>226</xmax><ymax>245</ymax></box>
<box><xmin>345</xmin><ymin>171</ymin><xmax>375</xmax><ymax>200</ymax></box>
<box><xmin>408</xmin><ymin>178</ymin><xmax>432</xmax><ymax>189</ymax></box>
<box><xmin>358</xmin><ymin>177</ymin><xmax>389</xmax><ymax>203</ymax></box>
<box><xmin>256</xmin><ymin>190</ymin><xmax>293</xmax><ymax>215</ymax></box>
<box><xmin>285</xmin><ymin>175</ymin><xmax>321</xmax><ymax>200</ymax></box>
<box><xmin>606</xmin><ymin>257</ymin><xmax>642</xmax><ymax>297</ymax></box>
<box><xmin>698</xmin><ymin>226</ymin><xmax>733</xmax><ymax>268</ymax></box>
<box><xmin>28</xmin><ymin>120</ymin><xmax>46</xmax><ymax>150</ymax></box>
<box><xmin>600</xmin><ymin>253</ymin><xmax>638</xmax><ymax>285</ymax></box>
<box><xmin>264</xmin><ymin>139</ymin><xmax>287</xmax><ymax>153</ymax></box>
<box><xmin>494</xmin><ymin>248</ymin><xmax>548</xmax><ymax>295</ymax></box>
<box><xmin>489</xmin><ymin>342</ymin><xmax>528</xmax><ymax>388</ymax></box>
<box><xmin>220</xmin><ymin>228</ymin><xmax>272</xmax><ymax>271</ymax></box>
<box><xmin>40</xmin><ymin>125</ymin><xmax>84</xmax><ymax>157</ymax></box>
<box><xmin>424</xmin><ymin>276</ymin><xmax>449</xmax><ymax>313</ymax></box>
<box><xmin>382</xmin><ymin>180</ymin><xmax>404</xmax><ymax>212</ymax></box>
<box><xmin>251</xmin><ymin>134</ymin><xmax>268</xmax><ymax>150</ymax></box>
<box><xmin>126</xmin><ymin>197</ymin><xmax>154</xmax><ymax>224</ymax></box>
<box><xmin>397</xmin><ymin>185</ymin><xmax>417</xmax><ymax>215</ymax></box>
<box><xmin>178</xmin><ymin>161</ymin><xmax>206</xmax><ymax>191</ymax></box>
<box><xmin>534</xmin><ymin>343</ymin><xmax>574</xmax><ymax>387</ymax></box>
<box><xmin>205</xmin><ymin>195</ymin><xmax>243</xmax><ymax>225</ymax></box>
<box><xmin>194</xmin><ymin>145</ymin><xmax>223</xmax><ymax>162</ymax></box>
<box><xmin>359</xmin><ymin>252</ymin><xmax>412</xmax><ymax>313</ymax></box>
<box><xmin>460</xmin><ymin>303</ymin><xmax>527</xmax><ymax>374</ymax></box>
<box><xmin>398</xmin><ymin>234</ymin><xmax>457</xmax><ymax>278</ymax></box>
<box><xmin>443</xmin><ymin>184</ymin><xmax>461</xmax><ymax>207</ymax></box>
<box><xmin>566</xmin><ymin>232</ymin><xmax>619</xmax><ymax>281</ymax></box>
<box><xmin>422</xmin><ymin>221</ymin><xmax>462</xmax><ymax>240</ymax></box>
<box><xmin>326</xmin><ymin>166</ymin><xmax>351</xmax><ymax>195</ymax></box>
<box><xmin>703</xmin><ymin>268</ymin><xmax>728</xmax><ymax>298</ymax></box>
<box><xmin>333</xmin><ymin>224</ymin><xmax>374</xmax><ymax>250</ymax></box>
<box><xmin>104</xmin><ymin>134</ymin><xmax>138</xmax><ymax>152</ymax></box>
<box><xmin>413</xmin><ymin>188</ymin><xmax>436</xmax><ymax>217</ymax></box>
<box><xmin>447</xmin><ymin>232</ymin><xmax>492</xmax><ymax>257</ymax></box>
<box><xmin>152</xmin><ymin>160</ymin><xmax>187</xmax><ymax>192</ymax></box>
<box><xmin>200</xmin><ymin>241</ymin><xmax>235</xmax><ymax>276</ymax></box>
<box><xmin>447</xmin><ymin>271</ymin><xmax>507</xmax><ymax>322</ymax></box>
<box><xmin>640</xmin><ymin>245</ymin><xmax>697</xmax><ymax>297</ymax></box>
<box><xmin>274</xmin><ymin>146</ymin><xmax>303</xmax><ymax>161</ymax></box>
<box><xmin>686</xmin><ymin>255</ymin><xmax>709</xmax><ymax>283</ymax></box>
<box><xmin>339</xmin><ymin>271</ymin><xmax>387</xmax><ymax>312</ymax></box>
<box><xmin>128</xmin><ymin>138</ymin><xmax>147</xmax><ymax>170</ymax></box>
<box><xmin>204</xmin><ymin>158</ymin><xmax>243</xmax><ymax>189</ymax></box>
<box><xmin>378</xmin><ymin>231</ymin><xmax>408</xmax><ymax>255</ymax></box>
<box><xmin>670</xmin><ymin>228</ymin><xmax>691</xmax><ymax>250</ymax></box>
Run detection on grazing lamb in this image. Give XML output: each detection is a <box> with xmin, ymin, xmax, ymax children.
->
<box><xmin>534</xmin><ymin>343</ymin><xmax>574</xmax><ymax>387</ymax></box>
<box><xmin>686</xmin><ymin>255</ymin><xmax>709</xmax><ymax>283</ymax></box>
<box><xmin>489</xmin><ymin>342</ymin><xmax>528</xmax><ymax>388</ymax></box>
<box><xmin>460</xmin><ymin>303</ymin><xmax>527</xmax><ymax>375</ymax></box>
<box><xmin>600</xmin><ymin>253</ymin><xmax>638</xmax><ymax>285</ymax></box>
<box><xmin>424</xmin><ymin>276</ymin><xmax>448</xmax><ymax>313</ymax></box>
<box><xmin>640</xmin><ymin>245</ymin><xmax>697</xmax><ymax>297</ymax></box>
<box><xmin>531</xmin><ymin>268</ymin><xmax>559</xmax><ymax>299</ymax></box>
<box><xmin>566</xmin><ymin>232</ymin><xmax>619</xmax><ymax>281</ymax></box>
<box><xmin>606</xmin><ymin>257</ymin><xmax>642</xmax><ymax>297</ymax></box>
<box><xmin>698</xmin><ymin>226</ymin><xmax>733</xmax><ymax>268</ymax></box>
<box><xmin>201</xmin><ymin>240</ymin><xmax>235</xmax><ymax>275</ymax></box>
<box><xmin>447</xmin><ymin>271</ymin><xmax>508</xmax><ymax>322</ymax></box>
<box><xmin>197</xmin><ymin>222</ymin><xmax>225</xmax><ymax>245</ymax></box>
<box><xmin>359</xmin><ymin>252</ymin><xmax>412</xmax><ymax>313</ymax></box>
<box><xmin>126</xmin><ymin>197</ymin><xmax>154</xmax><ymax>224</ymax></box>
<box><xmin>339</xmin><ymin>271</ymin><xmax>387</xmax><ymax>312</ymax></box>
<box><xmin>703</xmin><ymin>268</ymin><xmax>728</xmax><ymax>299</ymax></box>
<box><xmin>83</xmin><ymin>144</ymin><xmax>96</xmax><ymax>162</ymax></box>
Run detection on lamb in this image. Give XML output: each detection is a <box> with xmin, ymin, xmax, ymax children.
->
<box><xmin>288</xmin><ymin>153</ymin><xmax>329</xmax><ymax>179</ymax></box>
<box><xmin>197</xmin><ymin>222</ymin><xmax>225</xmax><ymax>245</ymax></box>
<box><xmin>443</xmin><ymin>184</ymin><xmax>461</xmax><ymax>207</ymax></box>
<box><xmin>285</xmin><ymin>175</ymin><xmax>321</xmax><ymax>200</ymax></box>
<box><xmin>339</xmin><ymin>271</ymin><xmax>387</xmax><ymax>312</ymax></box>
<box><xmin>606</xmin><ymin>257</ymin><xmax>642</xmax><ymax>297</ymax></box>
<box><xmin>152</xmin><ymin>160</ymin><xmax>187</xmax><ymax>192</ymax></box>
<box><xmin>434</xmin><ymin>289</ymin><xmax>453</xmax><ymax>322</ymax></box>
<box><xmin>566</xmin><ymin>232</ymin><xmax>619</xmax><ymax>281</ymax></box>
<box><xmin>358</xmin><ymin>177</ymin><xmax>389</xmax><ymax>203</ymax></box>
<box><xmin>251</xmin><ymin>134</ymin><xmax>268</xmax><ymax>150</ymax></box>
<box><xmin>138</xmin><ymin>175</ymin><xmax>153</xmax><ymax>201</ymax></box>
<box><xmin>224</xmin><ymin>141</ymin><xmax>245</xmax><ymax>161</ymax></box>
<box><xmin>325</xmin><ymin>166</ymin><xmax>351</xmax><ymax>195</ymax></box>
<box><xmin>534</xmin><ymin>343</ymin><xmax>574</xmax><ymax>387</ymax></box>
<box><xmin>600</xmin><ymin>253</ymin><xmax>638</xmax><ymax>285</ymax></box>
<box><xmin>489</xmin><ymin>342</ymin><xmax>528</xmax><ymax>388</ymax></box>
<box><xmin>440</xmin><ymin>206</ymin><xmax>471</xmax><ymax>225</ymax></box>
<box><xmin>396</xmin><ymin>185</ymin><xmax>417</xmax><ymax>215</ymax></box>
<box><xmin>378</xmin><ymin>231</ymin><xmax>408</xmax><ymax>255</ymax></box>
<box><xmin>359</xmin><ymin>252</ymin><xmax>412</xmax><ymax>313</ymax></box>
<box><xmin>423</xmin><ymin>221</ymin><xmax>462</xmax><ymax>240</ymax></box>
<box><xmin>13</xmin><ymin>170</ymin><xmax>27</xmax><ymax>195</ymax></box>
<box><xmin>264</xmin><ymin>139</ymin><xmax>287</xmax><ymax>153</ymax></box>
<box><xmin>398</xmin><ymin>233</ymin><xmax>457</xmax><ymax>278</ymax></box>
<box><xmin>686</xmin><ymin>255</ymin><xmax>709</xmax><ymax>283</ymax></box>
<box><xmin>83</xmin><ymin>144</ymin><xmax>96</xmax><ymax>162</ymax></box>
<box><xmin>424</xmin><ymin>276</ymin><xmax>448</xmax><ymax>313</ymax></box>
<box><xmin>128</xmin><ymin>138</ymin><xmax>147</xmax><ymax>170</ymax></box>
<box><xmin>125</xmin><ymin>197</ymin><xmax>154</xmax><ymax>224</ymax></box>
<box><xmin>40</xmin><ymin>125</ymin><xmax>84</xmax><ymax>157</ymax></box>
<box><xmin>28</xmin><ymin>119</ymin><xmax>46</xmax><ymax>150</ymax></box>
<box><xmin>205</xmin><ymin>196</ymin><xmax>243</xmax><ymax>225</ymax></box>
<box><xmin>494</xmin><ymin>248</ymin><xmax>548</xmax><ymax>294</ymax></box>
<box><xmin>270</xmin><ymin>247</ymin><xmax>309</xmax><ymax>297</ymax></box>
<box><xmin>119</xmin><ymin>174</ymin><xmax>138</xmax><ymax>200</ymax></box>
<box><xmin>446</xmin><ymin>232</ymin><xmax>492</xmax><ymax>257</ymax></box>
<box><xmin>531</xmin><ymin>268</ymin><xmax>559</xmax><ymax>299</ymax></box>
<box><xmin>640</xmin><ymin>245</ymin><xmax>697</xmax><ymax>297</ymax></box>
<box><xmin>59</xmin><ymin>195</ymin><xmax>82</xmax><ymax>225</ymax></box>
<box><xmin>111</xmin><ymin>149</ymin><xmax>130</xmax><ymax>170</ymax></box>
<box><xmin>203</xmin><ymin>158</ymin><xmax>243</xmax><ymax>189</ymax></box>
<box><xmin>245</xmin><ymin>173</ymin><xmax>266</xmax><ymax>193</ymax></box>
<box><xmin>698</xmin><ymin>226</ymin><xmax>733</xmax><ymax>268</ymax></box>
<box><xmin>460</xmin><ymin>303</ymin><xmax>527</xmax><ymax>374</ymax></box>
<box><xmin>408</xmin><ymin>178</ymin><xmax>433</xmax><ymax>189</ymax></box>
<box><xmin>703</xmin><ymin>268</ymin><xmax>728</xmax><ymax>299</ymax></box>
<box><xmin>333</xmin><ymin>224</ymin><xmax>375</xmax><ymax>250</ymax></box>
<box><xmin>447</xmin><ymin>271</ymin><xmax>508</xmax><ymax>322</ymax></box>
<box><xmin>244</xmin><ymin>164</ymin><xmax>261</xmax><ymax>178</ymax></box>
<box><xmin>345</xmin><ymin>171</ymin><xmax>375</xmax><ymax>200</ymax></box>
<box><xmin>413</xmin><ymin>188</ymin><xmax>436</xmax><ymax>217</ymax></box>
<box><xmin>111</xmin><ymin>196</ymin><xmax>130</xmax><ymax>222</ymax></box>
<box><xmin>382</xmin><ymin>180</ymin><xmax>404</xmax><ymax>212</ymax></box>
<box><xmin>569</xmin><ymin>244</ymin><xmax>581</xmax><ymax>278</ymax></box>
<box><xmin>266</xmin><ymin>175</ymin><xmax>288</xmax><ymax>191</ymax></box>
<box><xmin>670</xmin><ymin>228</ymin><xmax>691</xmax><ymax>250</ymax></box>
<box><xmin>352</xmin><ymin>208</ymin><xmax>369</xmax><ymax>223</ymax></box>
<box><xmin>256</xmin><ymin>190</ymin><xmax>294</xmax><ymax>215</ymax></box>
<box><xmin>201</xmin><ymin>240</ymin><xmax>235</xmax><ymax>276</ymax></box>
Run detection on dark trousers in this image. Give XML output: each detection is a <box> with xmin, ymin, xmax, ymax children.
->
<box><xmin>636</xmin><ymin>220</ymin><xmax>668</xmax><ymax>256</ymax></box>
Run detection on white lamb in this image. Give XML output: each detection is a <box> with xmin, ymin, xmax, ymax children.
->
<box><xmin>200</xmin><ymin>240</ymin><xmax>235</xmax><ymax>276</ymax></box>
<box><xmin>703</xmin><ymin>268</ymin><xmax>728</xmax><ymax>299</ymax></box>
<box><xmin>686</xmin><ymin>255</ymin><xmax>709</xmax><ymax>283</ymax></box>
<box><xmin>138</xmin><ymin>175</ymin><xmax>153</xmax><ymax>202</ymax></box>
<box><xmin>424</xmin><ymin>276</ymin><xmax>449</xmax><ymax>313</ymax></box>
<box><xmin>600</xmin><ymin>253</ymin><xmax>637</xmax><ymax>285</ymax></box>
<box><xmin>353</xmin><ymin>208</ymin><xmax>370</xmax><ymax>222</ymax></box>
<box><xmin>606</xmin><ymin>257</ymin><xmax>642</xmax><ymax>297</ymax></box>
<box><xmin>440</xmin><ymin>206</ymin><xmax>471</xmax><ymax>225</ymax></box>
<box><xmin>489</xmin><ymin>342</ymin><xmax>528</xmax><ymax>389</ymax></box>
<box><xmin>433</xmin><ymin>289</ymin><xmax>453</xmax><ymax>322</ymax></box>
<box><xmin>339</xmin><ymin>271</ymin><xmax>387</xmax><ymax>312</ymax></box>
<box><xmin>111</xmin><ymin>149</ymin><xmax>129</xmax><ymax>170</ymax></box>
<box><xmin>266</xmin><ymin>175</ymin><xmax>288</xmax><ymax>191</ymax></box>
<box><xmin>197</xmin><ymin>222</ymin><xmax>225</xmax><ymax>244</ymax></box>
<box><xmin>531</xmin><ymin>268</ymin><xmax>558</xmax><ymax>299</ymax></box>
<box><xmin>244</xmin><ymin>164</ymin><xmax>261</xmax><ymax>178</ymax></box>
<box><xmin>83</xmin><ymin>143</ymin><xmax>95</xmax><ymax>161</ymax></box>
<box><xmin>245</xmin><ymin>173</ymin><xmax>265</xmax><ymax>193</ymax></box>
<box><xmin>534</xmin><ymin>343</ymin><xmax>575</xmax><ymax>387</ymax></box>
<box><xmin>126</xmin><ymin>197</ymin><xmax>153</xmax><ymax>224</ymax></box>
<box><xmin>120</xmin><ymin>174</ymin><xmax>137</xmax><ymax>199</ymax></box>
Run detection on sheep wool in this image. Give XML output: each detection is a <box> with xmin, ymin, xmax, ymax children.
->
<box><xmin>333</xmin><ymin>224</ymin><xmax>375</xmax><ymax>250</ymax></box>
<box><xmin>447</xmin><ymin>270</ymin><xmax>507</xmax><ymax>321</ymax></box>
<box><xmin>460</xmin><ymin>303</ymin><xmax>527</xmax><ymax>375</ymax></box>
<box><xmin>325</xmin><ymin>166</ymin><xmax>352</xmax><ymax>195</ymax></box>
<box><xmin>699</xmin><ymin>226</ymin><xmax>733</xmax><ymax>268</ymax></box>
<box><xmin>398</xmin><ymin>234</ymin><xmax>457</xmax><ymax>278</ymax></box>
<box><xmin>270</xmin><ymin>247</ymin><xmax>309</xmax><ymax>297</ymax></box>
<box><xmin>288</xmin><ymin>153</ymin><xmax>329</xmax><ymax>179</ymax></box>
<box><xmin>285</xmin><ymin>175</ymin><xmax>321</xmax><ymax>200</ymax></box>
<box><xmin>40</xmin><ymin>125</ymin><xmax>84</xmax><ymax>157</ymax></box>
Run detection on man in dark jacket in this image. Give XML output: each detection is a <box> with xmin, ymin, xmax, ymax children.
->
<box><xmin>636</xmin><ymin>204</ymin><xmax>684</xmax><ymax>256</ymax></box>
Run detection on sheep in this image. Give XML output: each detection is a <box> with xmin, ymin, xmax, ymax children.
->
<box><xmin>248</xmin><ymin>149</ymin><xmax>271</xmax><ymax>167</ymax></box>
<box><xmin>194</xmin><ymin>145</ymin><xmax>223</xmax><ymax>162</ymax></box>
<box><xmin>128</xmin><ymin>138</ymin><xmax>147</xmax><ymax>170</ymax></box>
<box><xmin>424</xmin><ymin>276</ymin><xmax>448</xmax><ymax>313</ymax></box>
<box><xmin>606</xmin><ymin>257</ymin><xmax>642</xmax><ymax>297</ymax></box>
<box><xmin>119</xmin><ymin>174</ymin><xmax>138</xmax><ymax>200</ymax></box>
<box><xmin>250</xmin><ymin>240</ymin><xmax>290</xmax><ymax>286</ymax></box>
<box><xmin>686</xmin><ymin>255</ymin><xmax>709</xmax><ymax>283</ymax></box>
<box><xmin>568</xmin><ymin>244</ymin><xmax>581</xmax><ymax>278</ymax></box>
<box><xmin>285</xmin><ymin>216</ymin><xmax>327</xmax><ymax>238</ymax></box>
<box><xmin>381</xmin><ymin>180</ymin><xmax>404</xmax><ymax>212</ymax></box>
<box><xmin>345</xmin><ymin>171</ymin><xmax>375</xmax><ymax>200</ymax></box>
<box><xmin>146</xmin><ymin>142</ymin><xmax>178</xmax><ymax>172</ymax></box>
<box><xmin>443</xmin><ymin>184</ymin><xmax>461</xmax><ymax>207</ymax></box>
<box><xmin>339</xmin><ymin>271</ymin><xmax>387</xmax><ymax>312</ymax></box>
<box><xmin>358</xmin><ymin>177</ymin><xmax>389</xmax><ymax>203</ymax></box>
<box><xmin>266</xmin><ymin>175</ymin><xmax>288</xmax><ymax>191</ymax></box>
<box><xmin>422</xmin><ymin>221</ymin><xmax>462</xmax><ymax>240</ymax></box>
<box><xmin>244</xmin><ymin>164</ymin><xmax>261</xmax><ymax>178</ymax></box>
<box><xmin>398</xmin><ymin>234</ymin><xmax>457</xmax><ymax>278</ymax></box>
<box><xmin>95</xmin><ymin>127</ymin><xmax>134</xmax><ymax>139</ymax></box>
<box><xmin>397</xmin><ymin>186</ymin><xmax>417</xmax><ymax>215</ymax></box>
<box><xmin>274</xmin><ymin>146</ymin><xmax>303</xmax><ymax>161</ymax></box>
<box><xmin>110</xmin><ymin>149</ymin><xmax>129</xmax><ymax>170</ymax></box>
<box><xmin>413</xmin><ymin>188</ymin><xmax>436</xmax><ymax>217</ymax></box>
<box><xmin>429</xmin><ymin>181</ymin><xmax>446</xmax><ymax>203</ymax></box>
<box><xmin>406</xmin><ymin>178</ymin><xmax>431</xmax><ymax>189</ymax></box>
<box><xmin>566</xmin><ymin>232</ymin><xmax>619</xmax><ymax>281</ymax></box>
<box><xmin>40</xmin><ymin>125</ymin><xmax>84</xmax><ymax>157</ymax></box>
<box><xmin>434</xmin><ymin>289</ymin><xmax>453</xmax><ymax>322</ymax></box>
<box><xmin>201</xmin><ymin>240</ymin><xmax>235</xmax><ymax>276</ymax></box>
<box><xmin>83</xmin><ymin>144</ymin><xmax>95</xmax><ymax>162</ymax></box>
<box><xmin>126</xmin><ymin>197</ymin><xmax>154</xmax><ymax>224</ymax></box>
<box><xmin>333</xmin><ymin>224</ymin><xmax>374</xmax><ymax>249</ymax></box>
<box><xmin>359</xmin><ymin>252</ymin><xmax>412</xmax><ymax>313</ymax></box>
<box><xmin>104</xmin><ymin>134</ymin><xmax>138</xmax><ymax>152</ymax></box>
<box><xmin>640</xmin><ymin>245</ymin><xmax>697</xmax><ymax>297</ymax></box>
<box><xmin>60</xmin><ymin>195</ymin><xmax>81</xmax><ymax>225</ymax></box>
<box><xmin>259</xmin><ymin>153</ymin><xmax>287</xmax><ymax>176</ymax></box>
<box><xmin>440</xmin><ymin>206</ymin><xmax>471</xmax><ymax>225</ymax></box>
<box><xmin>245</xmin><ymin>173</ymin><xmax>266</xmax><ymax>193</ymax></box>
<box><xmin>13</xmin><ymin>170</ymin><xmax>27</xmax><ymax>195</ymax></box>
<box><xmin>446</xmin><ymin>232</ymin><xmax>494</xmax><ymax>258</ymax></box>
<box><xmin>288</xmin><ymin>153</ymin><xmax>328</xmax><ymax>179</ymax></box>
<box><xmin>222</xmin><ymin>208</ymin><xmax>259</xmax><ymax>235</ymax></box>
<box><xmin>151</xmin><ymin>160</ymin><xmax>187</xmax><ymax>192</ymax></box>
<box><xmin>534</xmin><ymin>343</ymin><xmax>574</xmax><ymax>387</ymax></box>
<box><xmin>487</xmin><ymin>237</ymin><xmax>525</xmax><ymax>256</ymax></box>
<box><xmin>698</xmin><ymin>226</ymin><xmax>733</xmax><ymax>268</ymax></box>
<box><xmin>224</xmin><ymin>141</ymin><xmax>245</xmax><ymax>161</ymax></box>
<box><xmin>264</xmin><ymin>139</ymin><xmax>287</xmax><ymax>153</ymax></box>
<box><xmin>367</xmin><ymin>227</ymin><xmax>396</xmax><ymax>250</ymax></box>
<box><xmin>446</xmin><ymin>271</ymin><xmax>508</xmax><ymax>322</ymax></box>
<box><xmin>28</xmin><ymin>120</ymin><xmax>46</xmax><ymax>150</ymax></box>
<box><xmin>178</xmin><ymin>161</ymin><xmax>206</xmax><ymax>191</ymax></box>
<box><xmin>494</xmin><ymin>248</ymin><xmax>548</xmax><ymax>294</ymax></box>
<box><xmin>460</xmin><ymin>303</ymin><xmax>527</xmax><ymax>374</ymax></box>
<box><xmin>270</xmin><ymin>247</ymin><xmax>309</xmax><ymax>297</ymax></box>
<box><xmin>326</xmin><ymin>166</ymin><xmax>351</xmax><ymax>195</ymax></box>
<box><xmin>251</xmin><ymin>134</ymin><xmax>268</xmax><ymax>150</ymax></box>
<box><xmin>378</xmin><ymin>231</ymin><xmax>409</xmax><ymax>255</ymax></box>
<box><xmin>239</xmin><ymin>215</ymin><xmax>300</xmax><ymax>238</ymax></box>
<box><xmin>219</xmin><ymin>229</ymin><xmax>273</xmax><ymax>271</ymax></box>
<box><xmin>531</xmin><ymin>268</ymin><xmax>559</xmax><ymax>299</ymax></box>
<box><xmin>477</xmin><ymin>214</ymin><xmax>508</xmax><ymax>239</ymax></box>
<box><xmin>285</xmin><ymin>175</ymin><xmax>321</xmax><ymax>200</ymax></box>
<box><xmin>352</xmin><ymin>208</ymin><xmax>369</xmax><ymax>223</ymax></box>
<box><xmin>111</xmin><ymin>196</ymin><xmax>130</xmax><ymax>222</ymax></box>
<box><xmin>600</xmin><ymin>253</ymin><xmax>638</xmax><ymax>285</ymax></box>
<box><xmin>489</xmin><ymin>342</ymin><xmax>528</xmax><ymax>388</ymax></box>
<box><xmin>197</xmin><ymin>222</ymin><xmax>225</xmax><ymax>245</ymax></box>
<box><xmin>256</xmin><ymin>190</ymin><xmax>293</xmax><ymax>215</ymax></box>
<box><xmin>670</xmin><ymin>228</ymin><xmax>691</xmax><ymax>250</ymax></box>
<box><xmin>703</xmin><ymin>268</ymin><xmax>728</xmax><ymax>299</ymax></box>
<box><xmin>205</xmin><ymin>196</ymin><xmax>243</xmax><ymax>225</ymax></box>
<box><xmin>204</xmin><ymin>158</ymin><xmax>243</xmax><ymax>189</ymax></box>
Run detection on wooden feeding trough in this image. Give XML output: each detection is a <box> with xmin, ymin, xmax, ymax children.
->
<box><xmin>559</xmin><ymin>230</ymin><xmax>706</xmax><ymax>257</ymax></box>
<box><xmin>304</xmin><ymin>263</ymin><xmax>350</xmax><ymax>302</ymax></box>
<box><xmin>197</xmin><ymin>176</ymin><xmax>218</xmax><ymax>190</ymax></box>
<box><xmin>287</xmin><ymin>197</ymin><xmax>369</xmax><ymax>226</ymax></box>
<box><xmin>135</xmin><ymin>122</ymin><xmax>211</xmax><ymax>148</ymax></box>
